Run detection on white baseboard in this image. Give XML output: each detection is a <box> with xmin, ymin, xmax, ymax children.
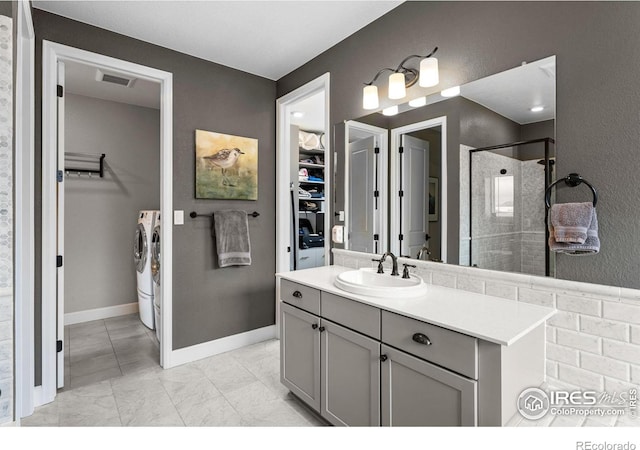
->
<box><xmin>169</xmin><ymin>325</ymin><xmax>277</xmax><ymax>367</ymax></box>
<box><xmin>64</xmin><ymin>302</ymin><xmax>138</xmax><ymax>326</ymax></box>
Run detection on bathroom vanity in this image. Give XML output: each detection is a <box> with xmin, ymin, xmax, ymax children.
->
<box><xmin>277</xmin><ymin>265</ymin><xmax>556</xmax><ymax>427</ymax></box>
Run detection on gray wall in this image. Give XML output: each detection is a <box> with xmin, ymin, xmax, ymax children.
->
<box><xmin>33</xmin><ymin>10</ymin><xmax>277</xmax><ymax>384</ymax></box>
<box><xmin>64</xmin><ymin>94</ymin><xmax>160</xmax><ymax>313</ymax></box>
<box><xmin>278</xmin><ymin>1</ymin><xmax>640</xmax><ymax>289</ymax></box>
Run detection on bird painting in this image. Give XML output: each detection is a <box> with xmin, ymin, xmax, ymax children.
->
<box><xmin>195</xmin><ymin>130</ymin><xmax>258</xmax><ymax>200</ymax></box>
<box><xmin>201</xmin><ymin>147</ymin><xmax>245</xmax><ymax>186</ymax></box>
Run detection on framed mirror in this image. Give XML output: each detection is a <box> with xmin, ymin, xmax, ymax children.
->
<box><xmin>337</xmin><ymin>55</ymin><xmax>556</xmax><ymax>277</ymax></box>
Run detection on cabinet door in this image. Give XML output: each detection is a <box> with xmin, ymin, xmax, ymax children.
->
<box><xmin>320</xmin><ymin>319</ymin><xmax>381</xmax><ymax>426</ymax></box>
<box><xmin>381</xmin><ymin>345</ymin><xmax>477</xmax><ymax>426</ymax></box>
<box><xmin>280</xmin><ymin>302</ymin><xmax>321</xmax><ymax>410</ymax></box>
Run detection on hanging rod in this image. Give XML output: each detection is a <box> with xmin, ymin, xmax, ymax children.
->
<box><xmin>545</xmin><ymin>173</ymin><xmax>598</xmax><ymax>209</ymax></box>
<box><xmin>189</xmin><ymin>211</ymin><xmax>260</xmax><ymax>219</ymax></box>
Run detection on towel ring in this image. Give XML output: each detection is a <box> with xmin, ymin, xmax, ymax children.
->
<box><xmin>545</xmin><ymin>173</ymin><xmax>598</xmax><ymax>209</ymax></box>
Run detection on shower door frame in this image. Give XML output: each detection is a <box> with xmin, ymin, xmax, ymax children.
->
<box><xmin>468</xmin><ymin>137</ymin><xmax>555</xmax><ymax>276</ymax></box>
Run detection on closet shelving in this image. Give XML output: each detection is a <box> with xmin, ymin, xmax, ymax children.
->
<box><xmin>292</xmin><ymin>125</ymin><xmax>327</xmax><ymax>270</ymax></box>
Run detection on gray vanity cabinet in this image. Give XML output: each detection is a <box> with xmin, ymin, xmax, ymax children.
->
<box><xmin>280</xmin><ymin>302</ymin><xmax>320</xmax><ymax>410</ymax></box>
<box><xmin>320</xmin><ymin>319</ymin><xmax>380</xmax><ymax>426</ymax></box>
<box><xmin>380</xmin><ymin>345</ymin><xmax>477</xmax><ymax>426</ymax></box>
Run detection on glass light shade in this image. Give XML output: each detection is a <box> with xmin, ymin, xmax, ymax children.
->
<box><xmin>419</xmin><ymin>57</ymin><xmax>439</xmax><ymax>87</ymax></box>
<box><xmin>408</xmin><ymin>96</ymin><xmax>427</xmax><ymax>108</ymax></box>
<box><xmin>441</xmin><ymin>86</ymin><xmax>461</xmax><ymax>97</ymax></box>
<box><xmin>388</xmin><ymin>72</ymin><xmax>406</xmax><ymax>99</ymax></box>
<box><xmin>362</xmin><ymin>85</ymin><xmax>379</xmax><ymax>110</ymax></box>
<box><xmin>382</xmin><ymin>105</ymin><xmax>399</xmax><ymax>116</ymax></box>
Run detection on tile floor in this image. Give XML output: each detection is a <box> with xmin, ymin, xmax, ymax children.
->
<box><xmin>23</xmin><ymin>315</ymin><xmax>326</xmax><ymax>427</ymax></box>
<box><xmin>23</xmin><ymin>314</ymin><xmax>637</xmax><ymax>427</ymax></box>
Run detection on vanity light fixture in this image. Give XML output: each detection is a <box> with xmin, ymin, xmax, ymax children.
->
<box><xmin>382</xmin><ymin>105</ymin><xmax>399</xmax><ymax>116</ymax></box>
<box><xmin>530</xmin><ymin>106</ymin><xmax>544</xmax><ymax>112</ymax></box>
<box><xmin>408</xmin><ymin>96</ymin><xmax>427</xmax><ymax>108</ymax></box>
<box><xmin>440</xmin><ymin>86</ymin><xmax>460</xmax><ymax>98</ymax></box>
<box><xmin>362</xmin><ymin>46</ymin><xmax>439</xmax><ymax>110</ymax></box>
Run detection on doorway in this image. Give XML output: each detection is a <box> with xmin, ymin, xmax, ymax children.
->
<box><xmin>275</xmin><ymin>73</ymin><xmax>330</xmax><ymax>334</ymax></box>
<box><xmin>41</xmin><ymin>41</ymin><xmax>173</xmax><ymax>404</ymax></box>
<box><xmin>390</xmin><ymin>116</ymin><xmax>448</xmax><ymax>262</ymax></box>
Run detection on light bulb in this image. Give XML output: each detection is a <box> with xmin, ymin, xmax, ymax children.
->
<box><xmin>363</xmin><ymin>85</ymin><xmax>379</xmax><ymax>110</ymax></box>
<box><xmin>441</xmin><ymin>86</ymin><xmax>461</xmax><ymax>97</ymax></box>
<box><xmin>382</xmin><ymin>105</ymin><xmax>398</xmax><ymax>116</ymax></box>
<box><xmin>530</xmin><ymin>106</ymin><xmax>544</xmax><ymax>112</ymax></box>
<box><xmin>388</xmin><ymin>72</ymin><xmax>406</xmax><ymax>100</ymax></box>
<box><xmin>408</xmin><ymin>97</ymin><xmax>427</xmax><ymax>108</ymax></box>
<box><xmin>419</xmin><ymin>57</ymin><xmax>439</xmax><ymax>87</ymax></box>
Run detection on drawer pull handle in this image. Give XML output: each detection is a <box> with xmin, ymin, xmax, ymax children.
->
<box><xmin>412</xmin><ymin>333</ymin><xmax>432</xmax><ymax>346</ymax></box>
<box><xmin>319</xmin><ymin>326</ymin><xmax>326</xmax><ymax>332</ymax></box>
<box><xmin>380</xmin><ymin>354</ymin><xmax>388</xmax><ymax>362</ymax></box>
<box><xmin>292</xmin><ymin>291</ymin><xmax>303</xmax><ymax>298</ymax></box>
<box><xmin>311</xmin><ymin>324</ymin><xmax>318</xmax><ymax>330</ymax></box>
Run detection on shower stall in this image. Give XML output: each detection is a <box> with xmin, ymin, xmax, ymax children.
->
<box><xmin>460</xmin><ymin>138</ymin><xmax>555</xmax><ymax>277</ymax></box>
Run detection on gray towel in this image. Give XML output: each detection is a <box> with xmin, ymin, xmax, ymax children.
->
<box><xmin>213</xmin><ymin>210</ymin><xmax>251</xmax><ymax>267</ymax></box>
<box><xmin>549</xmin><ymin>208</ymin><xmax>600</xmax><ymax>255</ymax></box>
<box><xmin>550</xmin><ymin>202</ymin><xmax>594</xmax><ymax>243</ymax></box>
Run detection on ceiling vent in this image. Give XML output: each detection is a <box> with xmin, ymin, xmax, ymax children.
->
<box><xmin>95</xmin><ymin>69</ymin><xmax>137</xmax><ymax>88</ymax></box>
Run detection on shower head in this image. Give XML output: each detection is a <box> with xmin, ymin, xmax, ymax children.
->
<box><xmin>537</xmin><ymin>159</ymin><xmax>555</xmax><ymax>166</ymax></box>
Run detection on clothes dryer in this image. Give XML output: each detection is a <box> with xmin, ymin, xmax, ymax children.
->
<box><xmin>151</xmin><ymin>216</ymin><xmax>161</xmax><ymax>342</ymax></box>
<box><xmin>134</xmin><ymin>210</ymin><xmax>158</xmax><ymax>329</ymax></box>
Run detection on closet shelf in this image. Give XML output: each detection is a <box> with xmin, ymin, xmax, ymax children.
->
<box><xmin>299</xmin><ymin>162</ymin><xmax>325</xmax><ymax>169</ymax></box>
<box><xmin>299</xmin><ymin>180</ymin><xmax>324</xmax><ymax>185</ymax></box>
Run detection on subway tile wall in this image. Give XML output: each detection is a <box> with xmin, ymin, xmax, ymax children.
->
<box><xmin>333</xmin><ymin>249</ymin><xmax>640</xmax><ymax>395</ymax></box>
<box><xmin>0</xmin><ymin>14</ymin><xmax>12</xmax><ymax>425</ymax></box>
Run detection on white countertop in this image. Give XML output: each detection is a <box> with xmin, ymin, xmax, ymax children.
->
<box><xmin>277</xmin><ymin>265</ymin><xmax>556</xmax><ymax>346</ymax></box>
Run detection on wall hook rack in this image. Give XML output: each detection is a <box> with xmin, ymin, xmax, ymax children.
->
<box><xmin>545</xmin><ymin>172</ymin><xmax>598</xmax><ymax>208</ymax></box>
<box><xmin>64</xmin><ymin>152</ymin><xmax>106</xmax><ymax>178</ymax></box>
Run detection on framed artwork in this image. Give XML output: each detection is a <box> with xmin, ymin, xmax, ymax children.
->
<box><xmin>428</xmin><ymin>177</ymin><xmax>439</xmax><ymax>222</ymax></box>
<box><xmin>195</xmin><ymin>130</ymin><xmax>258</xmax><ymax>200</ymax></box>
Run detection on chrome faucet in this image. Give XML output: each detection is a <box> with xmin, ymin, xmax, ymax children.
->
<box><xmin>379</xmin><ymin>251</ymin><xmax>400</xmax><ymax>276</ymax></box>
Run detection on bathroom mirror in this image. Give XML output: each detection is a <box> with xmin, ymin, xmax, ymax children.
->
<box><xmin>336</xmin><ymin>56</ymin><xmax>556</xmax><ymax>277</ymax></box>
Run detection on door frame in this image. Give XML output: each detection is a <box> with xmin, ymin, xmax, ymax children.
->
<box><xmin>389</xmin><ymin>116</ymin><xmax>447</xmax><ymax>262</ymax></box>
<box><xmin>41</xmin><ymin>41</ymin><xmax>174</xmax><ymax>404</ymax></box>
<box><xmin>275</xmin><ymin>73</ymin><xmax>330</xmax><ymax>337</ymax></box>
<box><xmin>344</xmin><ymin>120</ymin><xmax>388</xmax><ymax>253</ymax></box>
<box><xmin>15</xmin><ymin>0</ymin><xmax>35</xmax><ymax>421</ymax></box>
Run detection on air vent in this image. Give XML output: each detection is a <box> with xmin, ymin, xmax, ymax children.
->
<box><xmin>95</xmin><ymin>69</ymin><xmax>136</xmax><ymax>88</ymax></box>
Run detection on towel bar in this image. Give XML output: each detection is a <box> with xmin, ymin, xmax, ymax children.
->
<box><xmin>189</xmin><ymin>211</ymin><xmax>260</xmax><ymax>219</ymax></box>
<box><xmin>545</xmin><ymin>173</ymin><xmax>597</xmax><ymax>209</ymax></box>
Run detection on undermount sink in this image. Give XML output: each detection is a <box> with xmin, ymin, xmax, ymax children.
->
<box><xmin>334</xmin><ymin>268</ymin><xmax>427</xmax><ymax>298</ymax></box>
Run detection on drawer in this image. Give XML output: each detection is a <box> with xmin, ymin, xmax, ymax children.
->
<box><xmin>381</xmin><ymin>311</ymin><xmax>478</xmax><ymax>379</ymax></box>
<box><xmin>321</xmin><ymin>292</ymin><xmax>381</xmax><ymax>339</ymax></box>
<box><xmin>280</xmin><ymin>279</ymin><xmax>321</xmax><ymax>315</ymax></box>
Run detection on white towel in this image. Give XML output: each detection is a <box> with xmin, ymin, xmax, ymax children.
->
<box><xmin>213</xmin><ymin>210</ymin><xmax>251</xmax><ymax>267</ymax></box>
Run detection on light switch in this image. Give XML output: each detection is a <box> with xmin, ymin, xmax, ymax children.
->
<box><xmin>338</xmin><ymin>210</ymin><xmax>345</xmax><ymax>221</ymax></box>
<box><xmin>174</xmin><ymin>210</ymin><xmax>184</xmax><ymax>225</ymax></box>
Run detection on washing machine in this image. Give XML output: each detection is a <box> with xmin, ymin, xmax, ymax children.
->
<box><xmin>151</xmin><ymin>215</ymin><xmax>161</xmax><ymax>343</ymax></box>
<box><xmin>134</xmin><ymin>210</ymin><xmax>158</xmax><ymax>329</ymax></box>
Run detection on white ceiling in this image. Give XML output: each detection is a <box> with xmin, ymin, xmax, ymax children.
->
<box><xmin>290</xmin><ymin>91</ymin><xmax>325</xmax><ymax>131</ymax></box>
<box><xmin>64</xmin><ymin>59</ymin><xmax>161</xmax><ymax>109</ymax></box>
<box><xmin>461</xmin><ymin>56</ymin><xmax>556</xmax><ymax>125</ymax></box>
<box><xmin>34</xmin><ymin>0</ymin><xmax>403</xmax><ymax>80</ymax></box>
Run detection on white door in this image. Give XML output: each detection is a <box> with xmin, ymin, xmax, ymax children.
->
<box><xmin>56</xmin><ymin>61</ymin><xmax>65</xmax><ymax>388</ymax></box>
<box><xmin>348</xmin><ymin>136</ymin><xmax>377</xmax><ymax>253</ymax></box>
<box><xmin>400</xmin><ymin>135</ymin><xmax>429</xmax><ymax>259</ymax></box>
